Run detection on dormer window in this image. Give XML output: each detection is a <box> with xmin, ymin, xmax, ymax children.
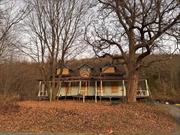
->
<box><xmin>78</xmin><ymin>64</ymin><xmax>92</xmax><ymax>78</ymax></box>
<box><xmin>101</xmin><ymin>64</ymin><xmax>116</xmax><ymax>74</ymax></box>
<box><xmin>57</xmin><ymin>66</ymin><xmax>70</xmax><ymax>76</ymax></box>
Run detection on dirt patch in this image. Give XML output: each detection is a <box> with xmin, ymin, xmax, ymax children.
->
<box><xmin>0</xmin><ymin>101</ymin><xmax>177</xmax><ymax>134</ymax></box>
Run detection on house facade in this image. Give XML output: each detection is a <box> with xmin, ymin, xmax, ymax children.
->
<box><xmin>38</xmin><ymin>62</ymin><xmax>150</xmax><ymax>102</ymax></box>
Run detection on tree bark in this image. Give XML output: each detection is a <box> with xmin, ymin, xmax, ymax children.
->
<box><xmin>127</xmin><ymin>70</ymin><xmax>139</xmax><ymax>103</ymax></box>
<box><xmin>48</xmin><ymin>57</ymin><xmax>57</xmax><ymax>102</ymax></box>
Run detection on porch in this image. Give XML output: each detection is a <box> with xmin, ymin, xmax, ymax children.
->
<box><xmin>38</xmin><ymin>77</ymin><xmax>150</xmax><ymax>102</ymax></box>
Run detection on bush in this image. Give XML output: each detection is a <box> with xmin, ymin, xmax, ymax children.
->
<box><xmin>0</xmin><ymin>95</ymin><xmax>20</xmax><ymax>114</ymax></box>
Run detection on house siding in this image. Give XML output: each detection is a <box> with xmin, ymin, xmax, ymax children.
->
<box><xmin>57</xmin><ymin>81</ymin><xmax>126</xmax><ymax>97</ymax></box>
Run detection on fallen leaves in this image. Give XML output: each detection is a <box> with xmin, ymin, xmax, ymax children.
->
<box><xmin>0</xmin><ymin>101</ymin><xmax>176</xmax><ymax>134</ymax></box>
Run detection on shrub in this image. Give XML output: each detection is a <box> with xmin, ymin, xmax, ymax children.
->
<box><xmin>0</xmin><ymin>95</ymin><xmax>20</xmax><ymax>114</ymax></box>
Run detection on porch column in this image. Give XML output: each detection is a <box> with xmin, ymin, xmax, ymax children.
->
<box><xmin>79</xmin><ymin>81</ymin><xmax>81</xmax><ymax>94</ymax></box>
<box><xmin>145</xmin><ymin>79</ymin><xmax>150</xmax><ymax>96</ymax></box>
<box><xmin>57</xmin><ymin>81</ymin><xmax>62</xmax><ymax>99</ymax></box>
<box><xmin>83</xmin><ymin>81</ymin><xmax>87</xmax><ymax>103</ymax></box>
<box><xmin>95</xmin><ymin>81</ymin><xmax>97</xmax><ymax>103</ymax></box>
<box><xmin>68</xmin><ymin>81</ymin><xmax>71</xmax><ymax>95</ymax></box>
<box><xmin>38</xmin><ymin>81</ymin><xmax>42</xmax><ymax>97</ymax></box>
<box><xmin>122</xmin><ymin>80</ymin><xmax>126</xmax><ymax>102</ymax></box>
<box><xmin>100</xmin><ymin>80</ymin><xmax>103</xmax><ymax>101</ymax></box>
<box><xmin>65</xmin><ymin>82</ymin><xmax>69</xmax><ymax>100</ymax></box>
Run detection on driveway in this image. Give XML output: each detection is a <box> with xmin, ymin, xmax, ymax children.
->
<box><xmin>161</xmin><ymin>104</ymin><xmax>180</xmax><ymax>135</ymax></box>
<box><xmin>165</xmin><ymin>105</ymin><xmax>180</xmax><ymax>124</ymax></box>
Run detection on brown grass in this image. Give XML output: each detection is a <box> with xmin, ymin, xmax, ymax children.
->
<box><xmin>0</xmin><ymin>95</ymin><xmax>20</xmax><ymax>114</ymax></box>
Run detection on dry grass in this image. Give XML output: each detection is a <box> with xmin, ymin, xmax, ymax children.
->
<box><xmin>0</xmin><ymin>95</ymin><xmax>20</xmax><ymax>114</ymax></box>
<box><xmin>0</xmin><ymin>101</ymin><xmax>177</xmax><ymax>134</ymax></box>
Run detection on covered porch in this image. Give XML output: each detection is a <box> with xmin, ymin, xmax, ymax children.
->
<box><xmin>38</xmin><ymin>77</ymin><xmax>150</xmax><ymax>102</ymax></box>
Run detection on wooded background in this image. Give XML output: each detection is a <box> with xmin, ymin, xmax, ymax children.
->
<box><xmin>0</xmin><ymin>55</ymin><xmax>179</xmax><ymax>100</ymax></box>
<box><xmin>0</xmin><ymin>0</ymin><xmax>179</xmax><ymax>102</ymax></box>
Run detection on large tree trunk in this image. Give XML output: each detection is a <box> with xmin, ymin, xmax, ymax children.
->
<box><xmin>49</xmin><ymin>73</ymin><xmax>56</xmax><ymax>102</ymax></box>
<box><xmin>127</xmin><ymin>70</ymin><xmax>139</xmax><ymax>103</ymax></box>
<box><xmin>126</xmin><ymin>30</ymin><xmax>139</xmax><ymax>103</ymax></box>
<box><xmin>49</xmin><ymin>58</ymin><xmax>57</xmax><ymax>102</ymax></box>
<box><xmin>50</xmin><ymin>74</ymin><xmax>56</xmax><ymax>101</ymax></box>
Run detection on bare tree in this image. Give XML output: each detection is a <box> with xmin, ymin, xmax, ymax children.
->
<box><xmin>24</xmin><ymin>0</ymin><xmax>88</xmax><ymax>101</ymax></box>
<box><xmin>0</xmin><ymin>0</ymin><xmax>29</xmax><ymax>60</ymax></box>
<box><xmin>85</xmin><ymin>0</ymin><xmax>180</xmax><ymax>102</ymax></box>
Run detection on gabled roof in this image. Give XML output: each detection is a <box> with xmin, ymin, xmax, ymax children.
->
<box><xmin>77</xmin><ymin>64</ymin><xmax>94</xmax><ymax>70</ymax></box>
<box><xmin>56</xmin><ymin>57</ymin><xmax>126</xmax><ymax>78</ymax></box>
<box><xmin>56</xmin><ymin>64</ymin><xmax>73</xmax><ymax>72</ymax></box>
<box><xmin>101</xmin><ymin>62</ymin><xmax>114</xmax><ymax>68</ymax></box>
<box><xmin>57</xmin><ymin>63</ymin><xmax>69</xmax><ymax>68</ymax></box>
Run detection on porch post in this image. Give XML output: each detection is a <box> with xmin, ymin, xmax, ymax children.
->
<box><xmin>122</xmin><ymin>80</ymin><xmax>126</xmax><ymax>102</ymax></box>
<box><xmin>78</xmin><ymin>81</ymin><xmax>81</xmax><ymax>101</ymax></box>
<box><xmin>100</xmin><ymin>80</ymin><xmax>103</xmax><ymax>101</ymax></box>
<box><xmin>83</xmin><ymin>81</ymin><xmax>87</xmax><ymax>103</ymax></box>
<box><xmin>145</xmin><ymin>79</ymin><xmax>150</xmax><ymax>96</ymax></box>
<box><xmin>65</xmin><ymin>82</ymin><xmax>68</xmax><ymax>100</ymax></box>
<box><xmin>69</xmin><ymin>81</ymin><xmax>71</xmax><ymax>95</ymax></box>
<box><xmin>95</xmin><ymin>81</ymin><xmax>97</xmax><ymax>103</ymax></box>
<box><xmin>57</xmin><ymin>81</ymin><xmax>62</xmax><ymax>100</ymax></box>
<box><xmin>38</xmin><ymin>81</ymin><xmax>42</xmax><ymax>97</ymax></box>
<box><xmin>79</xmin><ymin>81</ymin><xmax>81</xmax><ymax>94</ymax></box>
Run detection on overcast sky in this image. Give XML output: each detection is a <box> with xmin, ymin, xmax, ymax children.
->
<box><xmin>1</xmin><ymin>0</ymin><xmax>179</xmax><ymax>62</ymax></box>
